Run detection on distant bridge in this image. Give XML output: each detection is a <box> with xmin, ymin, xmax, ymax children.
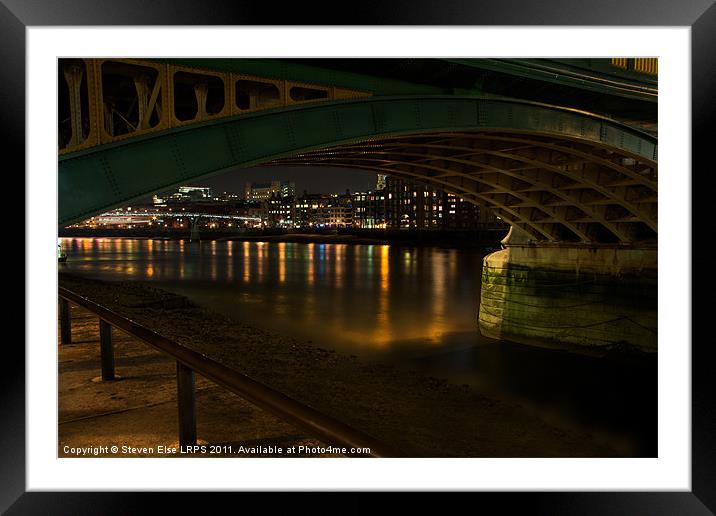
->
<box><xmin>88</xmin><ymin>212</ymin><xmax>262</xmax><ymax>223</ymax></box>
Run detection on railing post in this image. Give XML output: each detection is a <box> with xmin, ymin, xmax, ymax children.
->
<box><xmin>99</xmin><ymin>319</ymin><xmax>115</xmax><ymax>381</ymax></box>
<box><xmin>59</xmin><ymin>298</ymin><xmax>72</xmax><ymax>345</ymax></box>
<box><xmin>176</xmin><ymin>361</ymin><xmax>197</xmax><ymax>448</ymax></box>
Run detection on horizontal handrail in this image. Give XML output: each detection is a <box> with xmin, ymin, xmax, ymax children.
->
<box><xmin>59</xmin><ymin>287</ymin><xmax>401</xmax><ymax>458</ymax></box>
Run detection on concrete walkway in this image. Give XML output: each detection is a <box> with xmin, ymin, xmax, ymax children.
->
<box><xmin>58</xmin><ymin>303</ymin><xmax>335</xmax><ymax>458</ymax></box>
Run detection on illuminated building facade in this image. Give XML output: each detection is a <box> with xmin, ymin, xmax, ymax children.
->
<box><xmin>376</xmin><ymin>174</ymin><xmax>387</xmax><ymax>190</ymax></box>
<box><xmin>352</xmin><ymin>191</ymin><xmax>386</xmax><ymax>228</ymax></box>
<box><xmin>177</xmin><ymin>186</ymin><xmax>211</xmax><ymax>199</ymax></box>
<box><xmin>264</xmin><ymin>193</ymin><xmax>354</xmax><ymax>228</ymax></box>
<box><xmin>245</xmin><ymin>180</ymin><xmax>296</xmax><ymax>201</ymax></box>
<box><xmin>264</xmin><ymin>195</ymin><xmax>295</xmax><ymax>228</ymax></box>
<box><xmin>383</xmin><ymin>176</ymin><xmax>502</xmax><ymax>229</ymax></box>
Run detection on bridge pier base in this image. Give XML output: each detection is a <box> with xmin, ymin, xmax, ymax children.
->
<box><xmin>478</xmin><ymin>228</ymin><xmax>657</xmax><ymax>354</ymax></box>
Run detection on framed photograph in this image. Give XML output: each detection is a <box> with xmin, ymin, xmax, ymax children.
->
<box><xmin>7</xmin><ymin>0</ymin><xmax>712</xmax><ymax>513</ymax></box>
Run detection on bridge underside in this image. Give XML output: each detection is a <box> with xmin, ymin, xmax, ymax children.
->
<box><xmin>267</xmin><ymin>131</ymin><xmax>657</xmax><ymax>244</ymax></box>
<box><xmin>59</xmin><ymin>96</ymin><xmax>657</xmax><ymax>245</ymax></box>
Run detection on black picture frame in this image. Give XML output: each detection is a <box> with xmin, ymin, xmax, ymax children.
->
<box><xmin>5</xmin><ymin>1</ymin><xmax>713</xmax><ymax>513</ymax></box>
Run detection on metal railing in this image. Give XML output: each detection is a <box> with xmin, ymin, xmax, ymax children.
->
<box><xmin>58</xmin><ymin>287</ymin><xmax>399</xmax><ymax>457</ymax></box>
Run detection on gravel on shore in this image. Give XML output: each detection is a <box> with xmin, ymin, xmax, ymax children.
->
<box><xmin>59</xmin><ymin>272</ymin><xmax>623</xmax><ymax>457</ymax></box>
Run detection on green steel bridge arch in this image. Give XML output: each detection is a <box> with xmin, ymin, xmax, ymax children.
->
<box><xmin>59</xmin><ymin>95</ymin><xmax>657</xmax><ymax>244</ymax></box>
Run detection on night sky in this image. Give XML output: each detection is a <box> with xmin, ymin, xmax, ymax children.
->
<box><xmin>157</xmin><ymin>165</ymin><xmax>379</xmax><ymax>199</ymax></box>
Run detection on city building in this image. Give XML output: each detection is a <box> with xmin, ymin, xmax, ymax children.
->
<box><xmin>279</xmin><ymin>181</ymin><xmax>296</xmax><ymax>198</ymax></box>
<box><xmin>150</xmin><ymin>185</ymin><xmax>213</xmax><ymax>204</ymax></box>
<box><xmin>214</xmin><ymin>191</ymin><xmax>243</xmax><ymax>202</ymax></box>
<box><xmin>264</xmin><ymin>195</ymin><xmax>296</xmax><ymax>228</ymax></box>
<box><xmin>293</xmin><ymin>193</ymin><xmax>325</xmax><ymax>228</ymax></box>
<box><xmin>352</xmin><ymin>190</ymin><xmax>386</xmax><ymax>228</ymax></box>
<box><xmin>245</xmin><ymin>180</ymin><xmax>296</xmax><ymax>201</ymax></box>
<box><xmin>292</xmin><ymin>198</ymin><xmax>309</xmax><ymax>228</ymax></box>
<box><xmin>376</xmin><ymin>174</ymin><xmax>387</xmax><ymax>190</ymax></box>
<box><xmin>383</xmin><ymin>176</ymin><xmax>504</xmax><ymax>230</ymax></box>
<box><xmin>151</xmin><ymin>186</ymin><xmax>207</xmax><ymax>206</ymax></box>
<box><xmin>178</xmin><ymin>186</ymin><xmax>211</xmax><ymax>199</ymax></box>
<box><xmin>384</xmin><ymin>176</ymin><xmax>442</xmax><ymax>229</ymax></box>
<box><xmin>321</xmin><ymin>194</ymin><xmax>353</xmax><ymax>228</ymax></box>
<box><xmin>442</xmin><ymin>193</ymin><xmax>496</xmax><ymax>229</ymax></box>
<box><xmin>263</xmin><ymin>192</ymin><xmax>354</xmax><ymax>229</ymax></box>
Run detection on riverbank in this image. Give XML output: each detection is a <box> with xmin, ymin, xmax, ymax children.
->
<box><xmin>58</xmin><ymin>302</ymin><xmax>332</xmax><ymax>458</ymax></box>
<box><xmin>58</xmin><ymin>272</ymin><xmax>631</xmax><ymax>457</ymax></box>
<box><xmin>59</xmin><ymin>228</ymin><xmax>508</xmax><ymax>249</ymax></box>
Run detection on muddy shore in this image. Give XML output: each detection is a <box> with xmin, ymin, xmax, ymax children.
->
<box><xmin>59</xmin><ymin>272</ymin><xmax>624</xmax><ymax>457</ymax></box>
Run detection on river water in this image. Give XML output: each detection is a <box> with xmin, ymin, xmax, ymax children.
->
<box><xmin>59</xmin><ymin>236</ymin><xmax>657</xmax><ymax>456</ymax></box>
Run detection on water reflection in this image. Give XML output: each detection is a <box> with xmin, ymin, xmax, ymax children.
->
<box><xmin>278</xmin><ymin>242</ymin><xmax>286</xmax><ymax>284</ymax></box>
<box><xmin>307</xmin><ymin>243</ymin><xmax>315</xmax><ymax>286</ymax></box>
<box><xmin>60</xmin><ymin>237</ymin><xmax>480</xmax><ymax>353</ymax></box>
<box><xmin>242</xmin><ymin>241</ymin><xmax>250</xmax><ymax>283</ymax></box>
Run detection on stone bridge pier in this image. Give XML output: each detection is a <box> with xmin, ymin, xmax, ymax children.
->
<box><xmin>478</xmin><ymin>227</ymin><xmax>657</xmax><ymax>354</ymax></box>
